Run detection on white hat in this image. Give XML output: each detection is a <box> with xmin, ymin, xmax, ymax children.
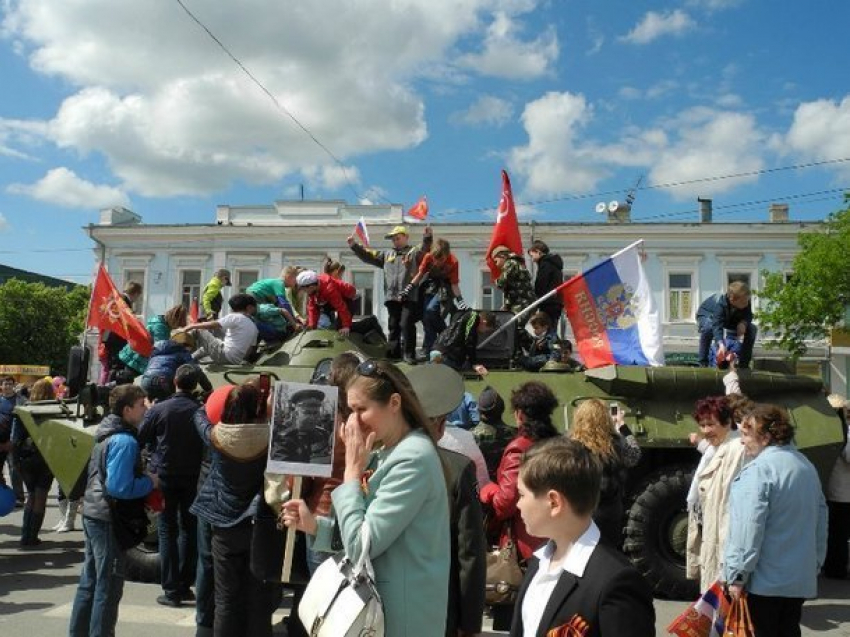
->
<box><xmin>296</xmin><ymin>270</ymin><xmax>319</xmax><ymax>287</ymax></box>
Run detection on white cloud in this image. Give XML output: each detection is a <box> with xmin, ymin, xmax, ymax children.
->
<box><xmin>617</xmin><ymin>80</ymin><xmax>679</xmax><ymax>101</ymax></box>
<box><xmin>458</xmin><ymin>12</ymin><xmax>559</xmax><ymax>79</ymax></box>
<box><xmin>647</xmin><ymin>108</ymin><xmax>765</xmax><ymax>199</ymax></box>
<box><xmin>450</xmin><ymin>95</ymin><xmax>514</xmax><ymax>127</ymax></box>
<box><xmin>508</xmin><ymin>91</ymin><xmax>609</xmax><ymax>195</ymax></box>
<box><xmin>621</xmin><ymin>10</ymin><xmax>696</xmax><ymax>45</ymax></box>
<box><xmin>0</xmin><ymin>0</ymin><xmax>509</xmax><ymax>197</ymax></box>
<box><xmin>7</xmin><ymin>167</ymin><xmax>130</xmax><ymax>208</ymax></box>
<box><xmin>686</xmin><ymin>0</ymin><xmax>744</xmax><ymax>9</ymax></box>
<box><xmin>783</xmin><ymin>96</ymin><xmax>850</xmax><ymax>179</ymax></box>
<box><xmin>301</xmin><ymin>164</ymin><xmax>361</xmax><ymax>192</ymax></box>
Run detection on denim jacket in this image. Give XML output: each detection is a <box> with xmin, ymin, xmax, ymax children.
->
<box><xmin>723</xmin><ymin>444</ymin><xmax>827</xmax><ymax>598</ymax></box>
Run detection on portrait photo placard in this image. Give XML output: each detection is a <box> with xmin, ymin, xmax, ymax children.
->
<box><xmin>266</xmin><ymin>381</ymin><xmax>338</xmax><ymax>477</ymax></box>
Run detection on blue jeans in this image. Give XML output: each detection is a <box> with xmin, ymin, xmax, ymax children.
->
<box><xmin>422</xmin><ymin>294</ymin><xmax>446</xmax><ymax>353</ymax></box>
<box><xmin>69</xmin><ymin>517</ymin><xmax>126</xmax><ymax>637</ymax></box>
<box><xmin>158</xmin><ymin>474</ymin><xmax>198</xmax><ymax>600</ymax></box>
<box><xmin>195</xmin><ymin>518</ymin><xmax>215</xmax><ymax>629</ymax></box>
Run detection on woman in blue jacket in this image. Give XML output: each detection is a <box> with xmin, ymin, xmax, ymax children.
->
<box><xmin>284</xmin><ymin>359</ymin><xmax>450</xmax><ymax>637</ymax></box>
<box><xmin>724</xmin><ymin>403</ymin><xmax>827</xmax><ymax>637</ymax></box>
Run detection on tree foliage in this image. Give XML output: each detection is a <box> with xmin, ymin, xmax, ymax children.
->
<box><xmin>0</xmin><ymin>279</ymin><xmax>90</xmax><ymax>374</ymax></box>
<box><xmin>757</xmin><ymin>196</ymin><xmax>850</xmax><ymax>359</ymax></box>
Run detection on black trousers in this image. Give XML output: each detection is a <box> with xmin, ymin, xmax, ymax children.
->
<box><xmin>747</xmin><ymin>593</ymin><xmax>804</xmax><ymax>637</ymax></box>
<box><xmin>825</xmin><ymin>500</ymin><xmax>850</xmax><ymax>578</ymax></box>
<box><xmin>211</xmin><ymin>520</ymin><xmax>278</xmax><ymax>637</ymax></box>
<box><xmin>385</xmin><ymin>300</ymin><xmax>417</xmax><ymax>358</ymax></box>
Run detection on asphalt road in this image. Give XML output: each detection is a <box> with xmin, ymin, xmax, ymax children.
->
<box><xmin>1</xmin><ymin>503</ymin><xmax>849</xmax><ymax>636</ymax></box>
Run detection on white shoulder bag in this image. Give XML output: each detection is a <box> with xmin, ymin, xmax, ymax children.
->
<box><xmin>298</xmin><ymin>522</ymin><xmax>385</xmax><ymax>637</ymax></box>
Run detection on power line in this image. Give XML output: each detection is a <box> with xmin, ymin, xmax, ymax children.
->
<box><xmin>430</xmin><ymin>156</ymin><xmax>850</xmax><ymax>219</ymax></box>
<box><xmin>173</xmin><ymin>0</ymin><xmax>382</xmax><ymax>205</ymax></box>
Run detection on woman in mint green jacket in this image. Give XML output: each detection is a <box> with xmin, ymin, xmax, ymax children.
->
<box><xmin>284</xmin><ymin>359</ymin><xmax>450</xmax><ymax>637</ymax></box>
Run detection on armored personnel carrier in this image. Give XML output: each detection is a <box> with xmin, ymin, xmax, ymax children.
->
<box><xmin>15</xmin><ymin>319</ymin><xmax>844</xmax><ymax>599</ymax></box>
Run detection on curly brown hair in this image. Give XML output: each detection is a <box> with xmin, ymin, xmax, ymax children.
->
<box><xmin>746</xmin><ymin>403</ymin><xmax>795</xmax><ymax>446</ymax></box>
<box><xmin>569</xmin><ymin>398</ymin><xmax>615</xmax><ymax>461</ymax></box>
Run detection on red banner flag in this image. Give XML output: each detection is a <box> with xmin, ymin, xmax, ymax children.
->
<box><xmin>189</xmin><ymin>297</ymin><xmax>199</xmax><ymax>323</ymax></box>
<box><xmin>406</xmin><ymin>195</ymin><xmax>428</xmax><ymax>221</ymax></box>
<box><xmin>87</xmin><ymin>264</ymin><xmax>153</xmax><ymax>357</ymax></box>
<box><xmin>486</xmin><ymin>170</ymin><xmax>524</xmax><ymax>280</ymax></box>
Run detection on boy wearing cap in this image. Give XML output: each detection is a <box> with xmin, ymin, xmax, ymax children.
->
<box><xmin>201</xmin><ymin>269</ymin><xmax>231</xmax><ymax>320</ymax></box>
<box><xmin>348</xmin><ymin>224</ymin><xmax>432</xmax><ymax>363</ymax></box>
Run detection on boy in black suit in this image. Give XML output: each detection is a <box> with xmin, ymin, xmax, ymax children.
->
<box><xmin>510</xmin><ymin>438</ymin><xmax>655</xmax><ymax>637</ymax></box>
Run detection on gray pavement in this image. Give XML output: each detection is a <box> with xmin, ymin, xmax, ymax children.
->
<box><xmin>1</xmin><ymin>502</ymin><xmax>849</xmax><ymax>636</ymax></box>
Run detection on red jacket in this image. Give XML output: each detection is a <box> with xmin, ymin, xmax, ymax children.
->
<box><xmin>479</xmin><ymin>434</ymin><xmax>545</xmax><ymax>560</ymax></box>
<box><xmin>306</xmin><ymin>274</ymin><xmax>356</xmax><ymax>329</ymax></box>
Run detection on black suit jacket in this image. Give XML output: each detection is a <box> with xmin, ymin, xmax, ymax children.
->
<box><xmin>509</xmin><ymin>540</ymin><xmax>654</xmax><ymax>637</ymax></box>
<box><xmin>438</xmin><ymin>447</ymin><xmax>487</xmax><ymax>637</ymax></box>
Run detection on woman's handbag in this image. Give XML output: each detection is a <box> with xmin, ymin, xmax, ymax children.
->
<box><xmin>723</xmin><ymin>593</ymin><xmax>755</xmax><ymax>637</ymax></box>
<box><xmin>298</xmin><ymin>522</ymin><xmax>384</xmax><ymax>637</ymax></box>
<box><xmin>485</xmin><ymin>523</ymin><xmax>524</xmax><ymax>605</ymax></box>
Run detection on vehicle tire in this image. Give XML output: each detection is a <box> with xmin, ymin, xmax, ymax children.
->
<box><xmin>623</xmin><ymin>465</ymin><xmax>699</xmax><ymax>601</ymax></box>
<box><xmin>125</xmin><ymin>539</ymin><xmax>161</xmax><ymax>583</ymax></box>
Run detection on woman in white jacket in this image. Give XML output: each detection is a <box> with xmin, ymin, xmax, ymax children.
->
<box><xmin>686</xmin><ymin>395</ymin><xmax>748</xmax><ymax>592</ymax></box>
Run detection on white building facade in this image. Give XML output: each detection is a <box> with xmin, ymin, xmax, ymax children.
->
<box><xmin>86</xmin><ymin>200</ymin><xmax>846</xmax><ymax>395</ymax></box>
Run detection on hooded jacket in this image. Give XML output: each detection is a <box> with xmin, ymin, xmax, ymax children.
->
<box><xmin>82</xmin><ymin>414</ymin><xmax>154</xmax><ymax>522</ymax></box>
<box><xmin>190</xmin><ymin>408</ymin><xmax>268</xmax><ymax>528</ymax></box>
<box><xmin>534</xmin><ymin>252</ymin><xmax>564</xmax><ymax>314</ymax></box>
<box><xmin>305</xmin><ymin>274</ymin><xmax>357</xmax><ymax>329</ymax></box>
<box><xmin>142</xmin><ymin>339</ymin><xmax>195</xmax><ymax>384</ymax></box>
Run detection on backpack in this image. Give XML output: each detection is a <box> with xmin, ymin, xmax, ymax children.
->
<box><xmin>98</xmin><ymin>433</ymin><xmax>150</xmax><ymax>550</ymax></box>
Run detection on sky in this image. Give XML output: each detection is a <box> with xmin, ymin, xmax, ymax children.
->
<box><xmin>1</xmin><ymin>0</ymin><xmax>849</xmax><ymax>283</ymax></box>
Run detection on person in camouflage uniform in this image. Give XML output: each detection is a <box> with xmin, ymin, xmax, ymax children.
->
<box><xmin>471</xmin><ymin>386</ymin><xmax>514</xmax><ymax>482</ymax></box>
<box><xmin>491</xmin><ymin>246</ymin><xmax>536</xmax><ymax>317</ymax></box>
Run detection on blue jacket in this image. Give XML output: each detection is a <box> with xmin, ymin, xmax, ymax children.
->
<box><xmin>315</xmin><ymin>429</ymin><xmax>450</xmax><ymax>637</ymax></box>
<box><xmin>446</xmin><ymin>392</ymin><xmax>480</xmax><ymax>429</ymax></box>
<box><xmin>0</xmin><ymin>393</ymin><xmax>24</xmax><ymax>443</ymax></box>
<box><xmin>696</xmin><ymin>293</ymin><xmax>753</xmax><ymax>342</ymax></box>
<box><xmin>190</xmin><ymin>408</ymin><xmax>268</xmax><ymax>528</ymax></box>
<box><xmin>723</xmin><ymin>444</ymin><xmax>827</xmax><ymax>598</ymax></box>
<box><xmin>81</xmin><ymin>414</ymin><xmax>154</xmax><ymax>522</ymax></box>
<box><xmin>138</xmin><ymin>393</ymin><xmax>204</xmax><ymax>477</ymax></box>
<box><xmin>142</xmin><ymin>339</ymin><xmax>194</xmax><ymax>383</ymax></box>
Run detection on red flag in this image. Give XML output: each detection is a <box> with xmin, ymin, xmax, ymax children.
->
<box><xmin>87</xmin><ymin>264</ymin><xmax>153</xmax><ymax>357</ymax></box>
<box><xmin>486</xmin><ymin>170</ymin><xmax>524</xmax><ymax>280</ymax></box>
<box><xmin>406</xmin><ymin>195</ymin><xmax>428</xmax><ymax>221</ymax></box>
<box><xmin>189</xmin><ymin>297</ymin><xmax>199</xmax><ymax>323</ymax></box>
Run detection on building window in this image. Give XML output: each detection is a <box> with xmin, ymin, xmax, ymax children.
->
<box><xmin>123</xmin><ymin>269</ymin><xmax>145</xmax><ymax>314</ymax></box>
<box><xmin>235</xmin><ymin>269</ymin><xmax>259</xmax><ymax>293</ymax></box>
<box><xmin>180</xmin><ymin>270</ymin><xmax>202</xmax><ymax>309</ymax></box>
<box><xmin>726</xmin><ymin>271</ymin><xmax>751</xmax><ymax>288</ymax></box>
<box><xmin>351</xmin><ymin>270</ymin><xmax>374</xmax><ymax>317</ymax></box>
<box><xmin>668</xmin><ymin>272</ymin><xmax>693</xmax><ymax>322</ymax></box>
<box><xmin>480</xmin><ymin>270</ymin><xmax>503</xmax><ymax>311</ymax></box>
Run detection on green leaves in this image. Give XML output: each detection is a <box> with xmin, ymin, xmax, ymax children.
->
<box><xmin>757</xmin><ymin>195</ymin><xmax>850</xmax><ymax>359</ymax></box>
<box><xmin>0</xmin><ymin>279</ymin><xmax>90</xmax><ymax>374</ymax></box>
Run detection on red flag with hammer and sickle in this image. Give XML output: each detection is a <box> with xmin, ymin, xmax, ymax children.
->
<box><xmin>87</xmin><ymin>264</ymin><xmax>152</xmax><ymax>357</ymax></box>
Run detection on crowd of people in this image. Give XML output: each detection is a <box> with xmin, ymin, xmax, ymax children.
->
<box><xmin>2</xmin><ymin>228</ymin><xmax>849</xmax><ymax>637</ymax></box>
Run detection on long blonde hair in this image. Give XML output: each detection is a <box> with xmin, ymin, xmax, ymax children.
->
<box><xmin>569</xmin><ymin>398</ymin><xmax>616</xmax><ymax>461</ymax></box>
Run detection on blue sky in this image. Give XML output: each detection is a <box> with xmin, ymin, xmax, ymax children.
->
<box><xmin>1</xmin><ymin>0</ymin><xmax>849</xmax><ymax>283</ymax></box>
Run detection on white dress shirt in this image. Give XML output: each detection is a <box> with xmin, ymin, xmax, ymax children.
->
<box><xmin>522</xmin><ymin>522</ymin><xmax>601</xmax><ymax>637</ymax></box>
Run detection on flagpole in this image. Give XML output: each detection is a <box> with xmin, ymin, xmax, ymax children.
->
<box><xmin>477</xmin><ymin>239</ymin><xmax>645</xmax><ymax>350</ymax></box>
<box><xmin>83</xmin><ymin>262</ymin><xmax>102</xmax><ymax>347</ymax></box>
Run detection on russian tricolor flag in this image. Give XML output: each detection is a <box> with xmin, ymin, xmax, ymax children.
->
<box><xmin>354</xmin><ymin>216</ymin><xmax>370</xmax><ymax>247</ymax></box>
<box><xmin>558</xmin><ymin>241</ymin><xmax>663</xmax><ymax>368</ymax></box>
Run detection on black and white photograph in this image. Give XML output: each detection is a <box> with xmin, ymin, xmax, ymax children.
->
<box><xmin>267</xmin><ymin>381</ymin><xmax>338</xmax><ymax>477</ymax></box>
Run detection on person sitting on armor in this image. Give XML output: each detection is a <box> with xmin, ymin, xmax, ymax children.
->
<box><xmin>696</xmin><ymin>281</ymin><xmax>756</xmax><ymax>368</ymax></box>
<box><xmin>430</xmin><ymin>309</ymin><xmax>496</xmax><ymax>377</ymax></box>
<box><xmin>140</xmin><ymin>333</ymin><xmax>213</xmax><ymax>402</ymax></box>
<box><xmin>254</xmin><ymin>303</ymin><xmax>301</xmax><ymax>344</ymax></box>
<box><xmin>178</xmin><ymin>293</ymin><xmax>259</xmax><ymax>365</ymax></box>
<box><xmin>519</xmin><ymin>312</ymin><xmax>561</xmax><ymax>372</ymax></box>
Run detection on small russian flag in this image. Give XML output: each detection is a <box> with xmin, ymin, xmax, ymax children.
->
<box><xmin>354</xmin><ymin>216</ymin><xmax>370</xmax><ymax>247</ymax></box>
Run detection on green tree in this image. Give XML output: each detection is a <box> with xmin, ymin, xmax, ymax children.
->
<box><xmin>0</xmin><ymin>279</ymin><xmax>90</xmax><ymax>374</ymax></box>
<box><xmin>757</xmin><ymin>195</ymin><xmax>850</xmax><ymax>359</ymax></box>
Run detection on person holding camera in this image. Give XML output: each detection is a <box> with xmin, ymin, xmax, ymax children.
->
<box><xmin>566</xmin><ymin>399</ymin><xmax>641</xmax><ymax>547</ymax></box>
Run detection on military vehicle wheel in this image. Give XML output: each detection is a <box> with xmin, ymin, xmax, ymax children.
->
<box><xmin>623</xmin><ymin>465</ymin><xmax>698</xmax><ymax>601</ymax></box>
<box><xmin>125</xmin><ymin>538</ymin><xmax>161</xmax><ymax>583</ymax></box>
